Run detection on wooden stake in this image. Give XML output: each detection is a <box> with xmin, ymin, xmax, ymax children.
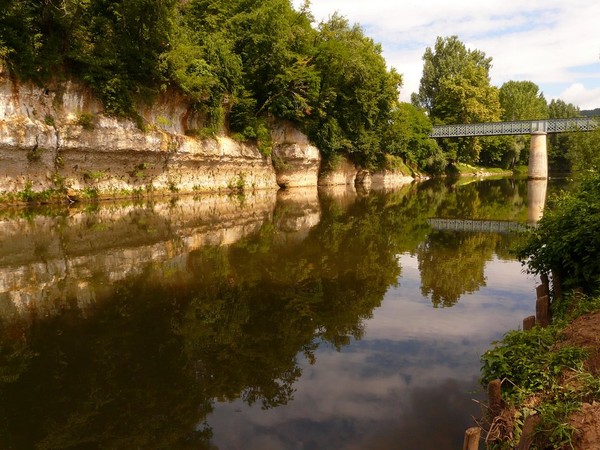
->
<box><xmin>536</xmin><ymin>283</ymin><xmax>549</xmax><ymax>300</ymax></box>
<box><xmin>488</xmin><ymin>379</ymin><xmax>502</xmax><ymax>418</ymax></box>
<box><xmin>536</xmin><ymin>295</ymin><xmax>550</xmax><ymax>327</ymax></box>
<box><xmin>551</xmin><ymin>270</ymin><xmax>562</xmax><ymax>300</ymax></box>
<box><xmin>516</xmin><ymin>415</ymin><xmax>542</xmax><ymax>450</ymax></box>
<box><xmin>523</xmin><ymin>315</ymin><xmax>536</xmax><ymax>331</ymax></box>
<box><xmin>463</xmin><ymin>426</ymin><xmax>481</xmax><ymax>450</ymax></box>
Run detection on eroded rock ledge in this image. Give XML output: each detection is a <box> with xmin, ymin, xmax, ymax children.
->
<box><xmin>0</xmin><ymin>64</ymin><xmax>414</xmax><ymax>199</ymax></box>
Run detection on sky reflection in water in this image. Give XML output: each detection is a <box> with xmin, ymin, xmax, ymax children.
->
<box><xmin>210</xmin><ymin>252</ymin><xmax>536</xmax><ymax>450</ymax></box>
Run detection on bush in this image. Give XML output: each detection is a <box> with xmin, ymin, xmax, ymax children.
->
<box><xmin>515</xmin><ymin>172</ymin><xmax>600</xmax><ymax>293</ymax></box>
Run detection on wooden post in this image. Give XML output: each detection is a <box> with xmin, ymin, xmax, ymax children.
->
<box><xmin>536</xmin><ymin>295</ymin><xmax>550</xmax><ymax>327</ymax></box>
<box><xmin>488</xmin><ymin>379</ymin><xmax>502</xmax><ymax>418</ymax></box>
<box><xmin>551</xmin><ymin>270</ymin><xmax>562</xmax><ymax>300</ymax></box>
<box><xmin>463</xmin><ymin>426</ymin><xmax>481</xmax><ymax>450</ymax></box>
<box><xmin>536</xmin><ymin>283</ymin><xmax>549</xmax><ymax>300</ymax></box>
<box><xmin>516</xmin><ymin>415</ymin><xmax>542</xmax><ymax>450</ymax></box>
<box><xmin>523</xmin><ymin>315</ymin><xmax>536</xmax><ymax>331</ymax></box>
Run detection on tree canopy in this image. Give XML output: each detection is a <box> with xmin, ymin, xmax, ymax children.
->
<box><xmin>0</xmin><ymin>0</ymin><xmax>434</xmax><ymax>172</ymax></box>
<box><xmin>414</xmin><ymin>36</ymin><xmax>501</xmax><ymax>163</ymax></box>
<box><xmin>1</xmin><ymin>4</ymin><xmax>594</xmax><ymax>175</ymax></box>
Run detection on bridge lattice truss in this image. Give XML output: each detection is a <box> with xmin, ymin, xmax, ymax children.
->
<box><xmin>430</xmin><ymin>116</ymin><xmax>599</xmax><ymax>138</ymax></box>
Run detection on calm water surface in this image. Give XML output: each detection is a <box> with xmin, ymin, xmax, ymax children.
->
<box><xmin>0</xmin><ymin>178</ymin><xmax>564</xmax><ymax>449</ymax></box>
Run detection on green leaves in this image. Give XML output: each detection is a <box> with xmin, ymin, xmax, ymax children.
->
<box><xmin>515</xmin><ymin>173</ymin><xmax>600</xmax><ymax>293</ymax></box>
<box><xmin>1</xmin><ymin>0</ymin><xmax>434</xmax><ymax>171</ymax></box>
<box><xmin>415</xmin><ymin>36</ymin><xmax>501</xmax><ymax>164</ymax></box>
<box><xmin>307</xmin><ymin>14</ymin><xmax>403</xmax><ymax>168</ymax></box>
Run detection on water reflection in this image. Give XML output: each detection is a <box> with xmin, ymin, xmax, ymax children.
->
<box><xmin>527</xmin><ymin>179</ymin><xmax>548</xmax><ymax>224</ymax></box>
<box><xmin>0</xmin><ymin>178</ymin><xmax>557</xmax><ymax>449</ymax></box>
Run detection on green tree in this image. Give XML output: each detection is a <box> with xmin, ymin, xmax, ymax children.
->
<box><xmin>66</xmin><ymin>0</ymin><xmax>177</xmax><ymax>116</ymax></box>
<box><xmin>484</xmin><ymin>80</ymin><xmax>549</xmax><ymax>168</ymax></box>
<box><xmin>499</xmin><ymin>81</ymin><xmax>548</xmax><ymax>121</ymax></box>
<box><xmin>516</xmin><ymin>172</ymin><xmax>600</xmax><ymax>293</ymax></box>
<box><xmin>567</xmin><ymin>127</ymin><xmax>600</xmax><ymax>173</ymax></box>
<box><xmin>308</xmin><ymin>14</ymin><xmax>402</xmax><ymax>168</ymax></box>
<box><xmin>414</xmin><ymin>36</ymin><xmax>501</xmax><ymax>163</ymax></box>
<box><xmin>547</xmin><ymin>99</ymin><xmax>581</xmax><ymax>171</ymax></box>
<box><xmin>383</xmin><ymin>103</ymin><xmax>445</xmax><ymax>173</ymax></box>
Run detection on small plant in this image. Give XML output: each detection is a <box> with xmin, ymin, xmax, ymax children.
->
<box><xmin>228</xmin><ymin>173</ymin><xmax>246</xmax><ymax>194</ymax></box>
<box><xmin>27</xmin><ymin>145</ymin><xmax>43</xmax><ymax>162</ymax></box>
<box><xmin>272</xmin><ymin>154</ymin><xmax>289</xmax><ymax>172</ymax></box>
<box><xmin>481</xmin><ymin>303</ymin><xmax>600</xmax><ymax>449</ymax></box>
<box><xmin>230</xmin><ymin>132</ymin><xmax>248</xmax><ymax>142</ymax></box>
<box><xmin>16</xmin><ymin>181</ymin><xmax>61</xmax><ymax>204</ymax></box>
<box><xmin>156</xmin><ymin>115</ymin><xmax>172</xmax><ymax>128</ymax></box>
<box><xmin>78</xmin><ymin>112</ymin><xmax>96</xmax><ymax>130</ymax></box>
<box><xmin>384</xmin><ymin>154</ymin><xmax>412</xmax><ymax>175</ymax></box>
<box><xmin>51</xmin><ymin>173</ymin><xmax>67</xmax><ymax>192</ymax></box>
<box><xmin>167</xmin><ymin>180</ymin><xmax>179</xmax><ymax>193</ymax></box>
<box><xmin>82</xmin><ymin>170</ymin><xmax>106</xmax><ymax>182</ymax></box>
<box><xmin>192</xmin><ymin>127</ymin><xmax>218</xmax><ymax>140</ymax></box>
<box><xmin>130</xmin><ymin>162</ymin><xmax>154</xmax><ymax>179</ymax></box>
<box><xmin>82</xmin><ymin>186</ymin><xmax>99</xmax><ymax>198</ymax></box>
<box><xmin>19</xmin><ymin>180</ymin><xmax>35</xmax><ymax>202</ymax></box>
<box><xmin>44</xmin><ymin>114</ymin><xmax>55</xmax><ymax>126</ymax></box>
<box><xmin>255</xmin><ymin>122</ymin><xmax>272</xmax><ymax>157</ymax></box>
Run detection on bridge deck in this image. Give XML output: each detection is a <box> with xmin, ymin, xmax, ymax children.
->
<box><xmin>430</xmin><ymin>116</ymin><xmax>599</xmax><ymax>138</ymax></box>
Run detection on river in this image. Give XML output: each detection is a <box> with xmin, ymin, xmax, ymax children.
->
<box><xmin>0</xmin><ymin>177</ymin><xmax>564</xmax><ymax>449</ymax></box>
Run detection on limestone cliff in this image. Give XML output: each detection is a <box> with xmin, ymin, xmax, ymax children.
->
<box><xmin>0</xmin><ymin>64</ymin><xmax>414</xmax><ymax>199</ymax></box>
<box><xmin>0</xmin><ymin>64</ymin><xmax>279</xmax><ymax>197</ymax></box>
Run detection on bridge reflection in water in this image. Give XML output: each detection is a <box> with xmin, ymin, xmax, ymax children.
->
<box><xmin>427</xmin><ymin>218</ymin><xmax>527</xmax><ymax>233</ymax></box>
<box><xmin>428</xmin><ymin>177</ymin><xmax>548</xmax><ymax>232</ymax></box>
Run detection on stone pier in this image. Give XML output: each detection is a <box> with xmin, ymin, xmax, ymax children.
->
<box><xmin>528</xmin><ymin>131</ymin><xmax>548</xmax><ymax>180</ymax></box>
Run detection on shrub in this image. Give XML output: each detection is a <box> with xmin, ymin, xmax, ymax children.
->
<box><xmin>514</xmin><ymin>173</ymin><xmax>600</xmax><ymax>294</ymax></box>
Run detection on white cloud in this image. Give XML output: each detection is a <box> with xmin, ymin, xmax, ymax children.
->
<box><xmin>558</xmin><ymin>83</ymin><xmax>600</xmax><ymax>110</ymax></box>
<box><xmin>294</xmin><ymin>0</ymin><xmax>600</xmax><ymax>108</ymax></box>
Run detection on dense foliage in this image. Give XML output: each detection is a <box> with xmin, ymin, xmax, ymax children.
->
<box><xmin>0</xmin><ymin>2</ymin><xmax>594</xmax><ymax>174</ymax></box>
<box><xmin>515</xmin><ymin>173</ymin><xmax>600</xmax><ymax>293</ymax></box>
<box><xmin>0</xmin><ymin>0</ymin><xmax>434</xmax><ymax>170</ymax></box>
<box><xmin>413</xmin><ymin>35</ymin><xmax>502</xmax><ymax>164</ymax></box>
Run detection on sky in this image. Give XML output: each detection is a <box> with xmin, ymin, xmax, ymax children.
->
<box><xmin>292</xmin><ymin>0</ymin><xmax>600</xmax><ymax>110</ymax></box>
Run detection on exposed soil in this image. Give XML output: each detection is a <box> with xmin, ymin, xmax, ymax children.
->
<box><xmin>560</xmin><ymin>311</ymin><xmax>600</xmax><ymax>449</ymax></box>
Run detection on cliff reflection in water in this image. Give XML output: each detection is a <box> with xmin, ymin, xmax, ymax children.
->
<box><xmin>0</xmin><ymin>178</ymin><xmax>539</xmax><ymax>449</ymax></box>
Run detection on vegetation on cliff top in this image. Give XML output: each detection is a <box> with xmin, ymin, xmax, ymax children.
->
<box><xmin>0</xmin><ymin>1</ymin><xmax>591</xmax><ymax>174</ymax></box>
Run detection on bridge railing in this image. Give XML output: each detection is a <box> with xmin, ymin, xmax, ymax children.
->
<box><xmin>430</xmin><ymin>116</ymin><xmax>599</xmax><ymax>138</ymax></box>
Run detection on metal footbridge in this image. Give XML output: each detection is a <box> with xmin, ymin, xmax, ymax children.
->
<box><xmin>430</xmin><ymin>116</ymin><xmax>599</xmax><ymax>138</ymax></box>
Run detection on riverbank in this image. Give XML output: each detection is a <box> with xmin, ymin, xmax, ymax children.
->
<box><xmin>479</xmin><ymin>291</ymin><xmax>600</xmax><ymax>449</ymax></box>
<box><xmin>0</xmin><ymin>63</ymin><xmax>423</xmax><ymax>204</ymax></box>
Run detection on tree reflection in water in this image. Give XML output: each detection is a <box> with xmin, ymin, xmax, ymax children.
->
<box><xmin>0</xmin><ymin>178</ymin><xmax>533</xmax><ymax>449</ymax></box>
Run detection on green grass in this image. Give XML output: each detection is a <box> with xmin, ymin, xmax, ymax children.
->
<box><xmin>481</xmin><ymin>293</ymin><xmax>600</xmax><ymax>449</ymax></box>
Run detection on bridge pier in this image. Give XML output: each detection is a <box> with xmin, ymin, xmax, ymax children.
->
<box><xmin>528</xmin><ymin>131</ymin><xmax>548</xmax><ymax>179</ymax></box>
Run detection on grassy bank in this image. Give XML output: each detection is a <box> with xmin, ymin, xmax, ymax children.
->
<box><xmin>480</xmin><ymin>293</ymin><xmax>600</xmax><ymax>449</ymax></box>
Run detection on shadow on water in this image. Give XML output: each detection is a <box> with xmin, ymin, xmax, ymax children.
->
<box><xmin>0</xmin><ymin>178</ymin><xmax>560</xmax><ymax>449</ymax></box>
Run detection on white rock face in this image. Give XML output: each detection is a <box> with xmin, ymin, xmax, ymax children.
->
<box><xmin>318</xmin><ymin>156</ymin><xmax>358</xmax><ymax>186</ymax></box>
<box><xmin>370</xmin><ymin>170</ymin><xmax>414</xmax><ymax>189</ymax></box>
<box><xmin>0</xmin><ymin>63</ymin><xmax>388</xmax><ymax>198</ymax></box>
<box><xmin>0</xmin><ymin>64</ymin><xmax>278</xmax><ymax>195</ymax></box>
<box><xmin>271</xmin><ymin>122</ymin><xmax>321</xmax><ymax>187</ymax></box>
